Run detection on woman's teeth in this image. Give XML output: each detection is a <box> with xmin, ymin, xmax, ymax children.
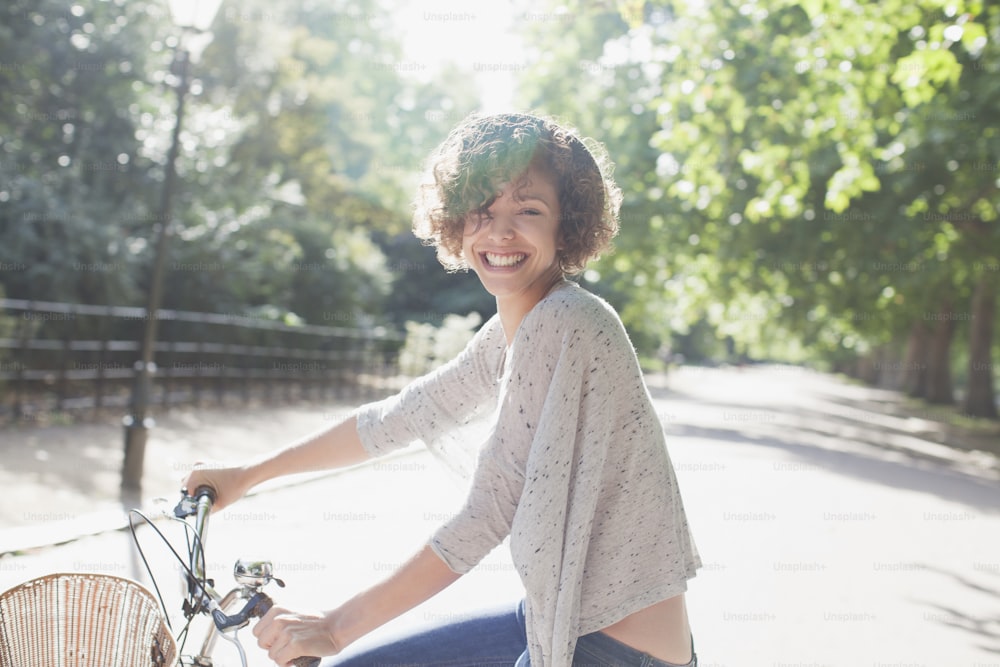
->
<box><xmin>485</xmin><ymin>252</ymin><xmax>526</xmax><ymax>267</ymax></box>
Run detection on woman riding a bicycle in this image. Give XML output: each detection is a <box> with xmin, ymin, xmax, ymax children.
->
<box><xmin>185</xmin><ymin>112</ymin><xmax>701</xmax><ymax>667</ymax></box>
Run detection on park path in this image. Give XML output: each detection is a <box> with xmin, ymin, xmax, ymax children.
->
<box><xmin>1</xmin><ymin>365</ymin><xmax>998</xmax><ymax>666</ymax></box>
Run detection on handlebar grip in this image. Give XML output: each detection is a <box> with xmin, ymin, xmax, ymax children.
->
<box><xmin>173</xmin><ymin>484</ymin><xmax>218</xmax><ymax>518</ymax></box>
<box><xmin>250</xmin><ymin>594</ymin><xmax>322</xmax><ymax>667</ymax></box>
<box><xmin>193</xmin><ymin>484</ymin><xmax>217</xmax><ymax>504</ymax></box>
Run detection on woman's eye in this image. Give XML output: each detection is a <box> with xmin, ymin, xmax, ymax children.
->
<box><xmin>520</xmin><ymin>209</ymin><xmax>541</xmax><ymax>216</ymax></box>
<box><xmin>465</xmin><ymin>211</ymin><xmax>491</xmax><ymax>231</ymax></box>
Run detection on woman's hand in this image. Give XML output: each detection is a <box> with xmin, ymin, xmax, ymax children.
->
<box><xmin>182</xmin><ymin>463</ymin><xmax>255</xmax><ymax>512</ymax></box>
<box><xmin>248</xmin><ymin>545</ymin><xmax>462</xmax><ymax>666</ymax></box>
<box><xmin>253</xmin><ymin>605</ymin><xmax>341</xmax><ymax>666</ymax></box>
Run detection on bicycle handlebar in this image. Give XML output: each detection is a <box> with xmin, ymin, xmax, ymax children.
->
<box><xmin>193</xmin><ymin>484</ymin><xmax>216</xmax><ymax>512</ymax></box>
<box><xmin>173</xmin><ymin>485</ymin><xmax>217</xmax><ymax>610</ymax></box>
<box><xmin>174</xmin><ymin>486</ymin><xmax>320</xmax><ymax>667</ymax></box>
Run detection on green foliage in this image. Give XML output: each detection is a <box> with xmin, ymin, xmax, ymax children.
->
<box><xmin>3</xmin><ymin>0</ymin><xmax>997</xmax><ymax>415</ymax></box>
<box><xmin>0</xmin><ymin>0</ymin><xmax>481</xmax><ymax>331</ymax></box>
<box><xmin>0</xmin><ymin>0</ymin><xmax>160</xmax><ymax>306</ymax></box>
<box><xmin>159</xmin><ymin>0</ymin><xmax>479</xmax><ymax>321</ymax></box>
<box><xmin>375</xmin><ymin>231</ymin><xmax>497</xmax><ymax>329</ymax></box>
<box><xmin>518</xmin><ymin>0</ymin><xmax>999</xmax><ymax>372</ymax></box>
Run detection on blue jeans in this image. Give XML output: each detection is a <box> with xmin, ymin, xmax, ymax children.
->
<box><xmin>322</xmin><ymin>600</ymin><xmax>697</xmax><ymax>667</ymax></box>
<box><xmin>573</xmin><ymin>631</ymin><xmax>697</xmax><ymax>667</ymax></box>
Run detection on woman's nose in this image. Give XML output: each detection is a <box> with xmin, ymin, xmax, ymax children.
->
<box><xmin>486</xmin><ymin>214</ymin><xmax>515</xmax><ymax>241</ymax></box>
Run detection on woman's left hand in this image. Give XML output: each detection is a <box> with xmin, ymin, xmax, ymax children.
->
<box><xmin>252</xmin><ymin>605</ymin><xmax>340</xmax><ymax>666</ymax></box>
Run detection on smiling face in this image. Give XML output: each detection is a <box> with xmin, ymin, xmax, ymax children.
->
<box><xmin>462</xmin><ymin>165</ymin><xmax>564</xmax><ymax>328</ymax></box>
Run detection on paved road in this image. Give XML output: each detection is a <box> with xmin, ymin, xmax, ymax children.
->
<box><xmin>1</xmin><ymin>366</ymin><xmax>998</xmax><ymax>667</ymax></box>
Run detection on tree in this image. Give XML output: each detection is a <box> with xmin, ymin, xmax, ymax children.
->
<box><xmin>0</xmin><ymin>0</ymin><xmax>163</xmax><ymax>307</ymax></box>
<box><xmin>1</xmin><ymin>0</ymin><xmax>482</xmax><ymax>334</ymax></box>
<box><xmin>157</xmin><ymin>0</ymin><xmax>485</xmax><ymax>323</ymax></box>
<box><xmin>518</xmin><ymin>0</ymin><xmax>999</xmax><ymax>414</ymax></box>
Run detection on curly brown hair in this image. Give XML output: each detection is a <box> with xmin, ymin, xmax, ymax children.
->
<box><xmin>412</xmin><ymin>112</ymin><xmax>622</xmax><ymax>274</ymax></box>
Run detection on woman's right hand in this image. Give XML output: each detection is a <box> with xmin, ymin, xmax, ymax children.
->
<box><xmin>183</xmin><ymin>462</ymin><xmax>255</xmax><ymax>512</ymax></box>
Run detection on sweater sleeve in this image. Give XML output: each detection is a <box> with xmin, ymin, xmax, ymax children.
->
<box><xmin>354</xmin><ymin>316</ymin><xmax>503</xmax><ymax>458</ymax></box>
<box><xmin>429</xmin><ymin>297</ymin><xmax>609</xmax><ymax>574</ymax></box>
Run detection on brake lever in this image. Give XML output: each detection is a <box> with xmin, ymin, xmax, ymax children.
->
<box><xmin>173</xmin><ymin>495</ymin><xmax>198</xmax><ymax>519</ymax></box>
<box><xmin>212</xmin><ymin>591</ymin><xmax>273</xmax><ymax>631</ymax></box>
<box><xmin>211</xmin><ymin>592</ymin><xmax>321</xmax><ymax>667</ymax></box>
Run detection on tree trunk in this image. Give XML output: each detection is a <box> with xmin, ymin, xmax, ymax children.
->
<box><xmin>963</xmin><ymin>274</ymin><xmax>998</xmax><ymax>419</ymax></box>
<box><xmin>924</xmin><ymin>297</ymin><xmax>956</xmax><ymax>404</ymax></box>
<box><xmin>903</xmin><ymin>321</ymin><xmax>930</xmax><ymax>398</ymax></box>
<box><xmin>856</xmin><ymin>352</ymin><xmax>876</xmax><ymax>384</ymax></box>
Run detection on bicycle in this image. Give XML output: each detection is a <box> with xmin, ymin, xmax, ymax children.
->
<box><xmin>0</xmin><ymin>486</ymin><xmax>319</xmax><ymax>667</ymax></box>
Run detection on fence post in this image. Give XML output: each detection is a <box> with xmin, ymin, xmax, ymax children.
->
<box><xmin>163</xmin><ymin>335</ymin><xmax>176</xmax><ymax>411</ymax></box>
<box><xmin>194</xmin><ymin>334</ymin><xmax>204</xmax><ymax>408</ymax></box>
<box><xmin>364</xmin><ymin>337</ymin><xmax>376</xmax><ymax>401</ymax></box>
<box><xmin>57</xmin><ymin>304</ymin><xmax>76</xmax><ymax>413</ymax></box>
<box><xmin>324</xmin><ymin>342</ymin><xmax>334</xmax><ymax>403</ymax></box>
<box><xmin>217</xmin><ymin>339</ymin><xmax>228</xmax><ymax>406</ymax></box>
<box><xmin>95</xmin><ymin>306</ymin><xmax>111</xmax><ymax>416</ymax></box>
<box><xmin>283</xmin><ymin>338</ymin><xmax>293</xmax><ymax>404</ymax></box>
<box><xmin>240</xmin><ymin>351</ymin><xmax>249</xmax><ymax>405</ymax></box>
<box><xmin>334</xmin><ymin>341</ymin><xmax>347</xmax><ymax>403</ymax></box>
<box><xmin>312</xmin><ymin>344</ymin><xmax>321</xmax><ymax>402</ymax></box>
<box><xmin>13</xmin><ymin>305</ymin><xmax>31</xmax><ymax>420</ymax></box>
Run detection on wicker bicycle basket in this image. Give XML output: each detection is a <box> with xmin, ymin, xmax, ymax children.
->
<box><xmin>0</xmin><ymin>572</ymin><xmax>177</xmax><ymax>667</ymax></box>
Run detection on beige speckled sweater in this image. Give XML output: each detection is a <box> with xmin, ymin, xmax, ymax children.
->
<box><xmin>355</xmin><ymin>280</ymin><xmax>701</xmax><ymax>666</ymax></box>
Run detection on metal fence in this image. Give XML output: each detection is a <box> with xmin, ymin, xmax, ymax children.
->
<box><xmin>0</xmin><ymin>299</ymin><xmax>407</xmax><ymax>423</ymax></box>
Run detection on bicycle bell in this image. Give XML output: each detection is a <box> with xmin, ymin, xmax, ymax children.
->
<box><xmin>233</xmin><ymin>559</ymin><xmax>283</xmax><ymax>587</ymax></box>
